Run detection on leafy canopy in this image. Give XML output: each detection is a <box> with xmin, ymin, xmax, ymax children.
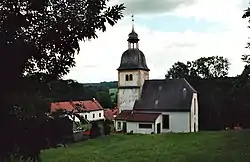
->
<box><xmin>165</xmin><ymin>56</ymin><xmax>230</xmax><ymax>80</ymax></box>
<box><xmin>0</xmin><ymin>0</ymin><xmax>125</xmax><ymax>161</ymax></box>
<box><xmin>0</xmin><ymin>0</ymin><xmax>125</xmax><ymax>79</ymax></box>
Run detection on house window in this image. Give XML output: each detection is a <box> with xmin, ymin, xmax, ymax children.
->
<box><xmin>125</xmin><ymin>74</ymin><xmax>129</xmax><ymax>81</ymax></box>
<box><xmin>85</xmin><ymin>115</ymin><xmax>87</xmax><ymax>119</ymax></box>
<box><xmin>129</xmin><ymin>74</ymin><xmax>133</xmax><ymax>81</ymax></box>
<box><xmin>93</xmin><ymin>114</ymin><xmax>95</xmax><ymax>118</ymax></box>
<box><xmin>162</xmin><ymin>115</ymin><xmax>169</xmax><ymax>129</ymax></box>
<box><xmin>158</xmin><ymin>86</ymin><xmax>162</xmax><ymax>91</ymax></box>
<box><xmin>99</xmin><ymin>113</ymin><xmax>101</xmax><ymax>117</ymax></box>
<box><xmin>117</xmin><ymin>122</ymin><xmax>121</xmax><ymax>129</ymax></box>
<box><xmin>139</xmin><ymin>123</ymin><xmax>152</xmax><ymax>129</ymax></box>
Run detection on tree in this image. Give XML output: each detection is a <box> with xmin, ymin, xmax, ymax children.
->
<box><xmin>0</xmin><ymin>0</ymin><xmax>125</xmax><ymax>161</ymax></box>
<box><xmin>97</xmin><ymin>91</ymin><xmax>113</xmax><ymax>108</ymax></box>
<box><xmin>242</xmin><ymin>6</ymin><xmax>250</xmax><ymax>63</ymax></box>
<box><xmin>192</xmin><ymin>56</ymin><xmax>229</xmax><ymax>79</ymax></box>
<box><xmin>165</xmin><ymin>61</ymin><xmax>194</xmax><ymax>79</ymax></box>
<box><xmin>0</xmin><ymin>0</ymin><xmax>125</xmax><ymax>92</ymax></box>
<box><xmin>165</xmin><ymin>56</ymin><xmax>229</xmax><ymax>80</ymax></box>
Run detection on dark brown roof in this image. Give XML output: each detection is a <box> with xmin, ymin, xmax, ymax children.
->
<box><xmin>134</xmin><ymin>78</ymin><xmax>196</xmax><ymax>112</ymax></box>
<box><xmin>115</xmin><ymin>110</ymin><xmax>132</xmax><ymax>120</ymax></box>
<box><xmin>117</xmin><ymin>29</ymin><xmax>149</xmax><ymax>72</ymax></box>
<box><xmin>117</xmin><ymin>48</ymin><xmax>150</xmax><ymax>71</ymax></box>
<box><xmin>126</xmin><ymin>112</ymin><xmax>160</xmax><ymax>122</ymax></box>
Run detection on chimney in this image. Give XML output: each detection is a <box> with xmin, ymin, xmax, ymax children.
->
<box><xmin>92</xmin><ymin>98</ymin><xmax>96</xmax><ymax>102</ymax></box>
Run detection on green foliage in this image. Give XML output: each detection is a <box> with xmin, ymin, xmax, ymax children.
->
<box><xmin>42</xmin><ymin>131</ymin><xmax>250</xmax><ymax>162</ymax></box>
<box><xmin>0</xmin><ymin>0</ymin><xmax>125</xmax><ymax>78</ymax></box>
<box><xmin>165</xmin><ymin>56</ymin><xmax>230</xmax><ymax>79</ymax></box>
<box><xmin>22</xmin><ymin>72</ymin><xmax>116</xmax><ymax>108</ymax></box>
<box><xmin>0</xmin><ymin>0</ymin><xmax>125</xmax><ymax>161</ymax></box>
<box><xmin>97</xmin><ymin>91</ymin><xmax>113</xmax><ymax>108</ymax></box>
<box><xmin>109</xmin><ymin>88</ymin><xmax>118</xmax><ymax>106</ymax></box>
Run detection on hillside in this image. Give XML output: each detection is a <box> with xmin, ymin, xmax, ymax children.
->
<box><xmin>42</xmin><ymin>130</ymin><xmax>250</xmax><ymax>162</ymax></box>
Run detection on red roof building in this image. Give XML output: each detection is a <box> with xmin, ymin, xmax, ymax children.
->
<box><xmin>51</xmin><ymin>99</ymin><xmax>103</xmax><ymax>113</ymax></box>
<box><xmin>51</xmin><ymin>99</ymin><xmax>105</xmax><ymax>122</ymax></box>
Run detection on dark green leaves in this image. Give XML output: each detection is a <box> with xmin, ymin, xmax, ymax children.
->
<box><xmin>165</xmin><ymin>56</ymin><xmax>230</xmax><ymax>80</ymax></box>
<box><xmin>0</xmin><ymin>0</ymin><xmax>125</xmax><ymax>78</ymax></box>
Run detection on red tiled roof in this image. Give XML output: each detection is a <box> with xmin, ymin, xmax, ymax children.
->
<box><xmin>51</xmin><ymin>99</ymin><xmax>103</xmax><ymax>112</ymax></box>
<box><xmin>126</xmin><ymin>112</ymin><xmax>161</xmax><ymax>122</ymax></box>
<box><xmin>104</xmin><ymin>109</ymin><xmax>114</xmax><ymax>120</ymax></box>
<box><xmin>115</xmin><ymin>110</ymin><xmax>132</xmax><ymax>120</ymax></box>
<box><xmin>112</xmin><ymin>108</ymin><xmax>118</xmax><ymax>115</ymax></box>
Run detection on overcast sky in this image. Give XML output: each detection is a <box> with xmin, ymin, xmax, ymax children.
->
<box><xmin>64</xmin><ymin>0</ymin><xmax>250</xmax><ymax>83</ymax></box>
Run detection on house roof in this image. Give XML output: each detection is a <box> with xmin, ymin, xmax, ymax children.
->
<box><xmin>115</xmin><ymin>110</ymin><xmax>132</xmax><ymax>120</ymax></box>
<box><xmin>51</xmin><ymin>99</ymin><xmax>103</xmax><ymax>112</ymax></box>
<box><xmin>134</xmin><ymin>78</ymin><xmax>196</xmax><ymax>112</ymax></box>
<box><xmin>112</xmin><ymin>107</ymin><xmax>118</xmax><ymax>116</ymax></box>
<box><xmin>104</xmin><ymin>109</ymin><xmax>115</xmax><ymax>120</ymax></box>
<box><xmin>126</xmin><ymin>112</ymin><xmax>160</xmax><ymax>122</ymax></box>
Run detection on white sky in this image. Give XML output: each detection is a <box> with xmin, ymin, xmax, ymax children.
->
<box><xmin>64</xmin><ymin>0</ymin><xmax>250</xmax><ymax>83</ymax></box>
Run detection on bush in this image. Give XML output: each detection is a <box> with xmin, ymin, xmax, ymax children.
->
<box><xmin>89</xmin><ymin>122</ymin><xmax>101</xmax><ymax>138</ymax></box>
<box><xmin>103</xmin><ymin>120</ymin><xmax>111</xmax><ymax>135</ymax></box>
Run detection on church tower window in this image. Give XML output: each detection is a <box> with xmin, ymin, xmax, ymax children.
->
<box><xmin>129</xmin><ymin>74</ymin><xmax>133</xmax><ymax>81</ymax></box>
<box><xmin>125</xmin><ymin>74</ymin><xmax>129</xmax><ymax>81</ymax></box>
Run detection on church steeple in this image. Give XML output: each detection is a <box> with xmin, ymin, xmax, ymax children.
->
<box><xmin>117</xmin><ymin>14</ymin><xmax>149</xmax><ymax>72</ymax></box>
<box><xmin>127</xmin><ymin>14</ymin><xmax>139</xmax><ymax>49</ymax></box>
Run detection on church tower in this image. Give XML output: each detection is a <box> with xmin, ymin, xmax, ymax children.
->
<box><xmin>117</xmin><ymin>15</ymin><xmax>150</xmax><ymax>112</ymax></box>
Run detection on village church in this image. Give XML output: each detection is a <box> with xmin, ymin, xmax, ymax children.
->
<box><xmin>114</xmin><ymin>16</ymin><xmax>199</xmax><ymax>134</ymax></box>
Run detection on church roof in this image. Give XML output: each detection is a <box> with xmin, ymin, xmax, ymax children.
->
<box><xmin>117</xmin><ymin>48</ymin><xmax>150</xmax><ymax>71</ymax></box>
<box><xmin>127</xmin><ymin>30</ymin><xmax>139</xmax><ymax>43</ymax></box>
<box><xmin>133</xmin><ymin>78</ymin><xmax>196</xmax><ymax>112</ymax></box>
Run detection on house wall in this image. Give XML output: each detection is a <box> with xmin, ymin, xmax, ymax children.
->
<box><xmin>154</xmin><ymin>114</ymin><xmax>162</xmax><ymax>133</ymax></box>
<box><xmin>126</xmin><ymin>122</ymin><xmax>154</xmax><ymax>134</ymax></box>
<box><xmin>135</xmin><ymin>111</ymin><xmax>190</xmax><ymax>133</ymax></box>
<box><xmin>126</xmin><ymin>115</ymin><xmax>162</xmax><ymax>134</ymax></box>
<box><xmin>115</xmin><ymin>120</ymin><xmax>125</xmax><ymax>131</ymax></box>
<box><xmin>79</xmin><ymin>110</ymin><xmax>104</xmax><ymax>122</ymax></box>
<box><xmin>190</xmin><ymin>92</ymin><xmax>199</xmax><ymax>132</ymax></box>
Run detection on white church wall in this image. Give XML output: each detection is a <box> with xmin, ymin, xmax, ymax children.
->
<box><xmin>118</xmin><ymin>88</ymin><xmax>140</xmax><ymax>111</ymax></box>
<box><xmin>190</xmin><ymin>92</ymin><xmax>199</xmax><ymax>132</ymax></box>
<box><xmin>165</xmin><ymin>112</ymin><xmax>190</xmax><ymax>133</ymax></box>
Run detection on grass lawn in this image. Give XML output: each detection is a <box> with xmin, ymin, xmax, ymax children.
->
<box><xmin>42</xmin><ymin>130</ymin><xmax>250</xmax><ymax>162</ymax></box>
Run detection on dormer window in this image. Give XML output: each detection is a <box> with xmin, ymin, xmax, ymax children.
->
<box><xmin>183</xmin><ymin>88</ymin><xmax>187</xmax><ymax>99</ymax></box>
<box><xmin>125</xmin><ymin>74</ymin><xmax>133</xmax><ymax>81</ymax></box>
<box><xmin>158</xmin><ymin>86</ymin><xmax>162</xmax><ymax>91</ymax></box>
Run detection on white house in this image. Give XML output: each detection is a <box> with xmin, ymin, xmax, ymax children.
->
<box><xmin>114</xmin><ymin>22</ymin><xmax>198</xmax><ymax>134</ymax></box>
<box><xmin>51</xmin><ymin>99</ymin><xmax>105</xmax><ymax>122</ymax></box>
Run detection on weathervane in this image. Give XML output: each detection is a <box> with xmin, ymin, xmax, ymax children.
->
<box><xmin>131</xmin><ymin>14</ymin><xmax>134</xmax><ymax>31</ymax></box>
